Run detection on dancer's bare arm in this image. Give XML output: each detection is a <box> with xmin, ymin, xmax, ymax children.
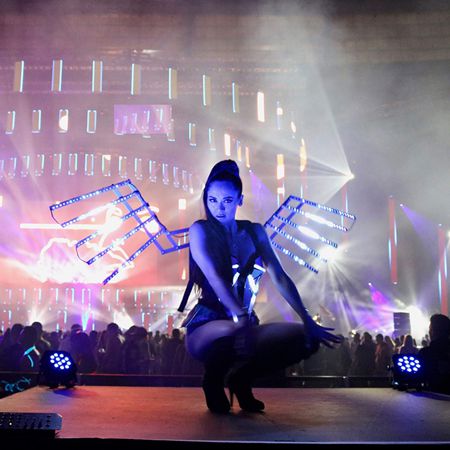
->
<box><xmin>252</xmin><ymin>223</ymin><xmax>341</xmax><ymax>346</ymax></box>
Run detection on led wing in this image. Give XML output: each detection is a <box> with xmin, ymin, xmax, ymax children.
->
<box><xmin>264</xmin><ymin>195</ymin><xmax>356</xmax><ymax>274</ymax></box>
<box><xmin>49</xmin><ymin>179</ymin><xmax>189</xmax><ymax>285</ymax></box>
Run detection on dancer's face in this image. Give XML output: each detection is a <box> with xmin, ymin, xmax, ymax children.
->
<box><xmin>206</xmin><ymin>180</ymin><xmax>243</xmax><ymax>227</ymax></box>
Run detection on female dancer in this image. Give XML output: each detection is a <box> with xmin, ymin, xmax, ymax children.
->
<box><xmin>180</xmin><ymin>159</ymin><xmax>340</xmax><ymax>413</ymax></box>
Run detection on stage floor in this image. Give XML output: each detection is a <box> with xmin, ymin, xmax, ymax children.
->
<box><xmin>1</xmin><ymin>386</ymin><xmax>450</xmax><ymax>446</ymax></box>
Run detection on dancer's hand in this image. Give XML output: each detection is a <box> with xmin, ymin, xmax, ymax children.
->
<box><xmin>303</xmin><ymin>315</ymin><xmax>342</xmax><ymax>349</ymax></box>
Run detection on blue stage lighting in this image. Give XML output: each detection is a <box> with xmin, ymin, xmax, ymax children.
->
<box><xmin>39</xmin><ymin>351</ymin><xmax>78</xmax><ymax>389</ymax></box>
<box><xmin>391</xmin><ymin>354</ymin><xmax>424</xmax><ymax>391</ymax></box>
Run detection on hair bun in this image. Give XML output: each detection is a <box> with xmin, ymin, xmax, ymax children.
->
<box><xmin>207</xmin><ymin>159</ymin><xmax>239</xmax><ymax>182</ymax></box>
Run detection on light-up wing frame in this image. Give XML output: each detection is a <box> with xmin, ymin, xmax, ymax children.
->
<box><xmin>49</xmin><ymin>179</ymin><xmax>188</xmax><ymax>285</ymax></box>
<box><xmin>264</xmin><ymin>195</ymin><xmax>356</xmax><ymax>274</ymax></box>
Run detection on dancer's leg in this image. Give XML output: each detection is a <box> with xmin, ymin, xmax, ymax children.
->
<box><xmin>227</xmin><ymin>322</ymin><xmax>319</xmax><ymax>411</ymax></box>
<box><xmin>185</xmin><ymin>321</ymin><xmax>238</xmax><ymax>413</ymax></box>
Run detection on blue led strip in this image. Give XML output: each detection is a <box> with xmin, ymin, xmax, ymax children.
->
<box><xmin>80</xmin><ymin>217</ymin><xmax>162</xmax><ymax>265</ymax></box>
<box><xmin>265</xmin><ymin>221</ymin><xmax>325</xmax><ymax>261</ymax></box>
<box><xmin>272</xmin><ymin>213</ymin><xmax>338</xmax><ymax>248</ymax></box>
<box><xmin>270</xmin><ymin>241</ymin><xmax>318</xmax><ymax>274</ymax></box>
<box><xmin>49</xmin><ymin>179</ymin><xmax>194</xmax><ymax>285</ymax></box>
<box><xmin>50</xmin><ymin>179</ymin><xmax>132</xmax><ymax>212</ymax></box>
<box><xmin>75</xmin><ymin>203</ymin><xmax>150</xmax><ymax>248</ymax></box>
<box><xmin>51</xmin><ymin>189</ymin><xmax>139</xmax><ymax>228</ymax></box>
<box><xmin>102</xmin><ymin>232</ymin><xmax>163</xmax><ymax>285</ymax></box>
<box><xmin>282</xmin><ymin>203</ymin><xmax>349</xmax><ymax>232</ymax></box>
<box><xmin>288</xmin><ymin>195</ymin><xmax>356</xmax><ymax>226</ymax></box>
<box><xmin>266</xmin><ymin>204</ymin><xmax>299</xmax><ymax>242</ymax></box>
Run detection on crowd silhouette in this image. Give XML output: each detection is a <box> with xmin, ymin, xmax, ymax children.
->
<box><xmin>1</xmin><ymin>314</ymin><xmax>448</xmax><ymax>393</ymax></box>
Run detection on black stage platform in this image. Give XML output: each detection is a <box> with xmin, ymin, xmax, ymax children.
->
<box><xmin>1</xmin><ymin>384</ymin><xmax>449</xmax><ymax>448</ymax></box>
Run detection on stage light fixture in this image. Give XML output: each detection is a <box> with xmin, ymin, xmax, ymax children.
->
<box><xmin>391</xmin><ymin>354</ymin><xmax>424</xmax><ymax>391</ymax></box>
<box><xmin>39</xmin><ymin>351</ymin><xmax>77</xmax><ymax>389</ymax></box>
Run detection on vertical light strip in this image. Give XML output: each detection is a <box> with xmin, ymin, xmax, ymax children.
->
<box><xmin>168</xmin><ymin>68</ymin><xmax>178</xmax><ymax>99</ymax></box>
<box><xmin>102</xmin><ymin>154</ymin><xmax>111</xmax><ymax>177</ymax></box>
<box><xmin>202</xmin><ymin>75</ymin><xmax>211</xmax><ymax>106</ymax></box>
<box><xmin>245</xmin><ymin>146</ymin><xmax>251</xmax><ymax>168</ymax></box>
<box><xmin>388</xmin><ymin>196</ymin><xmax>398</xmax><ymax>284</ymax></box>
<box><xmin>290</xmin><ymin>111</ymin><xmax>297</xmax><ymax>138</ymax></box>
<box><xmin>91</xmin><ymin>60</ymin><xmax>103</xmax><ymax>93</ymax></box>
<box><xmin>31</xmin><ymin>109</ymin><xmax>42</xmax><ymax>133</ymax></box>
<box><xmin>340</xmin><ymin>184</ymin><xmax>349</xmax><ymax>245</ymax></box>
<box><xmin>276</xmin><ymin>101</ymin><xmax>283</xmax><ymax>130</ymax></box>
<box><xmin>131</xmin><ymin>63</ymin><xmax>141</xmax><ymax>96</ymax></box>
<box><xmin>438</xmin><ymin>225</ymin><xmax>448</xmax><ymax>316</ymax></box>
<box><xmin>86</xmin><ymin>109</ymin><xmax>97</xmax><ymax>133</ymax></box>
<box><xmin>51</xmin><ymin>59</ymin><xmax>63</xmax><ymax>92</ymax></box>
<box><xmin>208</xmin><ymin>128</ymin><xmax>216</xmax><ymax>151</ymax></box>
<box><xmin>34</xmin><ymin>154</ymin><xmax>45</xmax><ymax>176</ymax></box>
<box><xmin>20</xmin><ymin>155</ymin><xmax>30</xmax><ymax>177</ymax></box>
<box><xmin>13</xmin><ymin>60</ymin><xmax>25</xmax><ymax>93</ymax></box>
<box><xmin>118</xmin><ymin>155</ymin><xmax>127</xmax><ymax>178</ymax></box>
<box><xmin>257</xmin><ymin>91</ymin><xmax>265</xmax><ymax>122</ymax></box>
<box><xmin>162</xmin><ymin>163</ymin><xmax>170</xmax><ymax>185</ymax></box>
<box><xmin>224</xmin><ymin>133</ymin><xmax>231</xmax><ymax>156</ymax></box>
<box><xmin>276</xmin><ymin>154</ymin><xmax>285</xmax><ymax>206</ymax></box>
<box><xmin>52</xmin><ymin>153</ymin><xmax>62</xmax><ymax>176</ymax></box>
<box><xmin>6</xmin><ymin>111</ymin><xmax>16</xmax><ymax>134</ymax></box>
<box><xmin>68</xmin><ymin>153</ymin><xmax>78</xmax><ymax>175</ymax></box>
<box><xmin>236</xmin><ymin>140</ymin><xmax>242</xmax><ymax>162</ymax></box>
<box><xmin>167</xmin><ymin>118</ymin><xmax>175</xmax><ymax>142</ymax></box>
<box><xmin>232</xmin><ymin>82</ymin><xmax>239</xmax><ymax>113</ymax></box>
<box><xmin>7</xmin><ymin>157</ymin><xmax>17</xmax><ymax>178</ymax></box>
<box><xmin>299</xmin><ymin>138</ymin><xmax>307</xmax><ymax>198</ymax></box>
<box><xmin>134</xmin><ymin>157</ymin><xmax>143</xmax><ymax>180</ymax></box>
<box><xmin>189</xmin><ymin>123</ymin><xmax>196</xmax><ymax>146</ymax></box>
<box><xmin>85</xmin><ymin>153</ymin><xmax>94</xmax><ymax>176</ymax></box>
<box><xmin>173</xmin><ymin>166</ymin><xmax>180</xmax><ymax>188</ymax></box>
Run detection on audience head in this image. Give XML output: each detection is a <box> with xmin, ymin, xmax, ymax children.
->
<box><xmin>70</xmin><ymin>323</ymin><xmax>83</xmax><ymax>335</ymax></box>
<box><xmin>106</xmin><ymin>322</ymin><xmax>121</xmax><ymax>335</ymax></box>
<box><xmin>18</xmin><ymin>326</ymin><xmax>38</xmax><ymax>348</ymax></box>
<box><xmin>429</xmin><ymin>314</ymin><xmax>450</xmax><ymax>341</ymax></box>
<box><xmin>11</xmin><ymin>323</ymin><xmax>24</xmax><ymax>342</ymax></box>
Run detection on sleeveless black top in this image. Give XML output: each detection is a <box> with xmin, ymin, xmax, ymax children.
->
<box><xmin>179</xmin><ymin>220</ymin><xmax>265</xmax><ymax>330</ymax></box>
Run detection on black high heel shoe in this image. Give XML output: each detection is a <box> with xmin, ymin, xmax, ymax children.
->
<box><xmin>227</xmin><ymin>374</ymin><xmax>265</xmax><ymax>412</ymax></box>
<box><xmin>202</xmin><ymin>374</ymin><xmax>231</xmax><ymax>414</ymax></box>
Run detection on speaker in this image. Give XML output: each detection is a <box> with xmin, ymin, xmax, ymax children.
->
<box><xmin>393</xmin><ymin>312</ymin><xmax>411</xmax><ymax>336</ymax></box>
<box><xmin>0</xmin><ymin>412</ymin><xmax>62</xmax><ymax>439</ymax></box>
